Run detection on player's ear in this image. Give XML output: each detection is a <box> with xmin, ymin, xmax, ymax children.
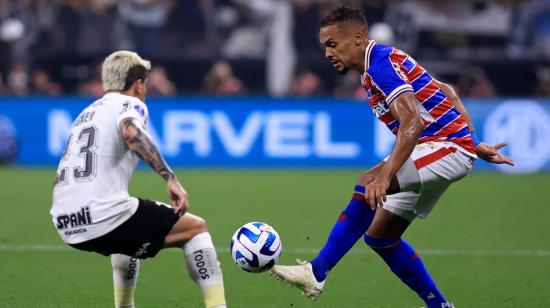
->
<box><xmin>133</xmin><ymin>79</ymin><xmax>144</xmax><ymax>94</ymax></box>
<box><xmin>354</xmin><ymin>30</ymin><xmax>365</xmax><ymax>46</ymax></box>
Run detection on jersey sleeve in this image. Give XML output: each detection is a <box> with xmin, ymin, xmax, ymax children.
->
<box><xmin>116</xmin><ymin>99</ymin><xmax>149</xmax><ymax>128</ymax></box>
<box><xmin>369</xmin><ymin>55</ymin><xmax>414</xmax><ymax>105</ymax></box>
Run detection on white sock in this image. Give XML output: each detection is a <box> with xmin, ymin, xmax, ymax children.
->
<box><xmin>111</xmin><ymin>254</ymin><xmax>140</xmax><ymax>308</ymax></box>
<box><xmin>184</xmin><ymin>232</ymin><xmax>226</xmax><ymax>308</ymax></box>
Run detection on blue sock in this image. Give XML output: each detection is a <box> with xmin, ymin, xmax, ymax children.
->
<box><xmin>364</xmin><ymin>236</ymin><xmax>449</xmax><ymax>308</ymax></box>
<box><xmin>310</xmin><ymin>185</ymin><xmax>374</xmax><ymax>282</ymax></box>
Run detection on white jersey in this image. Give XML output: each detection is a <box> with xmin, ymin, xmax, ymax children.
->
<box><xmin>50</xmin><ymin>92</ymin><xmax>149</xmax><ymax>244</ymax></box>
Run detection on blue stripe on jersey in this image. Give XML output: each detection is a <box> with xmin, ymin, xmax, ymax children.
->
<box><xmin>421</xmin><ymin>89</ymin><xmax>446</xmax><ymax>110</ymax></box>
<box><xmin>421</xmin><ymin>109</ymin><xmax>461</xmax><ymax>136</ymax></box>
<box><xmin>369</xmin><ymin>54</ymin><xmax>410</xmax><ymax>97</ymax></box>
<box><xmin>412</xmin><ymin>73</ymin><xmax>432</xmax><ymax>92</ymax></box>
<box><xmin>447</xmin><ymin>126</ymin><xmax>470</xmax><ymax>139</ymax></box>
<box><xmin>387</xmin><ymin>121</ymin><xmax>400</xmax><ymax>131</ymax></box>
<box><xmin>402</xmin><ymin>58</ymin><xmax>416</xmax><ymax>71</ymax></box>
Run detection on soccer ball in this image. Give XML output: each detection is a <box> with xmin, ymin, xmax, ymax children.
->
<box><xmin>230</xmin><ymin>222</ymin><xmax>282</xmax><ymax>273</ymax></box>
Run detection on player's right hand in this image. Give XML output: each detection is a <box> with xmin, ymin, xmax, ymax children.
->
<box><xmin>167</xmin><ymin>179</ymin><xmax>189</xmax><ymax>216</ymax></box>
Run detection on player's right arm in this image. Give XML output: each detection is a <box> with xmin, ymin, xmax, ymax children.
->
<box><xmin>120</xmin><ymin>117</ymin><xmax>189</xmax><ymax>215</ymax></box>
<box><xmin>436</xmin><ymin>80</ymin><xmax>513</xmax><ymax>166</ymax></box>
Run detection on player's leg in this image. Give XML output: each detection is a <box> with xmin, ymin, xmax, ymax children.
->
<box><xmin>271</xmin><ymin>162</ymin><xmax>399</xmax><ymax>298</ymax></box>
<box><xmin>309</xmin><ymin>162</ymin><xmax>400</xmax><ymax>282</ymax></box>
<box><xmin>364</xmin><ymin>144</ymin><xmax>472</xmax><ymax>308</ymax></box>
<box><xmin>163</xmin><ymin>213</ymin><xmax>226</xmax><ymax>308</ymax></box>
<box><xmin>364</xmin><ymin>208</ymin><xmax>451</xmax><ymax>308</ymax></box>
<box><xmin>111</xmin><ymin>254</ymin><xmax>140</xmax><ymax>308</ymax></box>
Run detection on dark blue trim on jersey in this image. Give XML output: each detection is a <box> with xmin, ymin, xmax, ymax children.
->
<box><xmin>421</xmin><ymin>110</ymin><xmax>461</xmax><ymax>137</ymax></box>
<box><xmin>387</xmin><ymin>121</ymin><xmax>400</xmax><ymax>131</ymax></box>
<box><xmin>421</xmin><ymin>90</ymin><xmax>447</xmax><ymax>110</ymax></box>
<box><xmin>447</xmin><ymin>126</ymin><xmax>470</xmax><ymax>140</ymax></box>
<box><xmin>402</xmin><ymin>58</ymin><xmax>416</xmax><ymax>71</ymax></box>
<box><xmin>412</xmin><ymin>73</ymin><xmax>432</xmax><ymax>92</ymax></box>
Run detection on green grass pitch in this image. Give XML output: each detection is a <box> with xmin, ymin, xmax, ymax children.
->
<box><xmin>0</xmin><ymin>167</ymin><xmax>549</xmax><ymax>307</ymax></box>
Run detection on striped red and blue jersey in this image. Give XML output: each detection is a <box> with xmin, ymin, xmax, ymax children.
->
<box><xmin>361</xmin><ymin>40</ymin><xmax>476</xmax><ymax>155</ymax></box>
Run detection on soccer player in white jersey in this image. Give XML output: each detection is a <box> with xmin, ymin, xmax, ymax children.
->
<box><xmin>50</xmin><ymin>51</ymin><xmax>226</xmax><ymax>308</ymax></box>
<box><xmin>271</xmin><ymin>7</ymin><xmax>514</xmax><ymax>307</ymax></box>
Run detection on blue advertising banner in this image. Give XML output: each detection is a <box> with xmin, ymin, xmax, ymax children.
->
<box><xmin>0</xmin><ymin>96</ymin><xmax>548</xmax><ymax>173</ymax></box>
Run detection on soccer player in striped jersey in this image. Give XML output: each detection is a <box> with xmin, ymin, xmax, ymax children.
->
<box><xmin>271</xmin><ymin>6</ymin><xmax>513</xmax><ymax>308</ymax></box>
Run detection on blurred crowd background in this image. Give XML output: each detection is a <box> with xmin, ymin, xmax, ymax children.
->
<box><xmin>0</xmin><ymin>0</ymin><xmax>549</xmax><ymax>98</ymax></box>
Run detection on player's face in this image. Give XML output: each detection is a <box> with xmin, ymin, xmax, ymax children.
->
<box><xmin>320</xmin><ymin>24</ymin><xmax>359</xmax><ymax>75</ymax></box>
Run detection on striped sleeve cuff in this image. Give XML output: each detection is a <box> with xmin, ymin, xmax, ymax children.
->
<box><xmin>386</xmin><ymin>84</ymin><xmax>414</xmax><ymax>105</ymax></box>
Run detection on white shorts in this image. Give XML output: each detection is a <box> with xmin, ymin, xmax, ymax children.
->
<box><xmin>382</xmin><ymin>141</ymin><xmax>475</xmax><ymax>221</ymax></box>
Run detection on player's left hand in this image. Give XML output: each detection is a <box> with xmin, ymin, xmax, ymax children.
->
<box><xmin>475</xmin><ymin>142</ymin><xmax>514</xmax><ymax>166</ymax></box>
<box><xmin>364</xmin><ymin>173</ymin><xmax>391</xmax><ymax>210</ymax></box>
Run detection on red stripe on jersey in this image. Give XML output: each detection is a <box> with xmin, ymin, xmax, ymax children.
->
<box><xmin>414</xmin><ymin>147</ymin><xmax>457</xmax><ymax>169</ymax></box>
<box><xmin>419</xmin><ymin>136</ymin><xmax>444</xmax><ymax>143</ymax></box>
<box><xmin>415</xmin><ymin>81</ymin><xmax>439</xmax><ymax>102</ymax></box>
<box><xmin>451</xmin><ymin>136</ymin><xmax>477</xmax><ymax>154</ymax></box>
<box><xmin>409</xmin><ymin>65</ymin><xmax>425</xmax><ymax>82</ymax></box>
<box><xmin>437</xmin><ymin>117</ymin><xmax>465</xmax><ymax>136</ymax></box>
<box><xmin>429</xmin><ymin>103</ymin><xmax>454</xmax><ymax>120</ymax></box>
<box><xmin>352</xmin><ymin>193</ymin><xmax>364</xmax><ymax>201</ymax></box>
<box><xmin>379</xmin><ymin>112</ymin><xmax>394</xmax><ymax>123</ymax></box>
<box><xmin>372</xmin><ymin>93</ymin><xmax>384</xmax><ymax>103</ymax></box>
<box><xmin>421</xmin><ymin>118</ymin><xmax>433</xmax><ymax>129</ymax></box>
<box><xmin>390</xmin><ymin>50</ymin><xmax>408</xmax><ymax>65</ymax></box>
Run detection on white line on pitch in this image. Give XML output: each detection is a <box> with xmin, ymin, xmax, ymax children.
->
<box><xmin>1</xmin><ymin>244</ymin><xmax>549</xmax><ymax>257</ymax></box>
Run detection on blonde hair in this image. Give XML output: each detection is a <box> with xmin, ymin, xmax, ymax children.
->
<box><xmin>101</xmin><ymin>50</ymin><xmax>151</xmax><ymax>91</ymax></box>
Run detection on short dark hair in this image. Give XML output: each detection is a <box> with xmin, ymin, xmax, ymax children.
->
<box><xmin>320</xmin><ymin>6</ymin><xmax>367</xmax><ymax>30</ymax></box>
<box><xmin>123</xmin><ymin>65</ymin><xmax>148</xmax><ymax>91</ymax></box>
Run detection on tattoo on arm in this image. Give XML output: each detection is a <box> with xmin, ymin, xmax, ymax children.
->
<box><xmin>121</xmin><ymin>118</ymin><xmax>175</xmax><ymax>181</ymax></box>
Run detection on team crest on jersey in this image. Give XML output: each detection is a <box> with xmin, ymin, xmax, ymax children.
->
<box><xmin>392</xmin><ymin>61</ymin><xmax>409</xmax><ymax>82</ymax></box>
<box><xmin>120</xmin><ymin>102</ymin><xmax>131</xmax><ymax>114</ymax></box>
<box><xmin>133</xmin><ymin>104</ymin><xmax>145</xmax><ymax>117</ymax></box>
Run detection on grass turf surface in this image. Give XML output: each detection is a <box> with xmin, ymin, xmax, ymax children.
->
<box><xmin>0</xmin><ymin>167</ymin><xmax>549</xmax><ymax>307</ymax></box>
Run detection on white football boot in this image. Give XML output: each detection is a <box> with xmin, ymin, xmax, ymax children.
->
<box><xmin>270</xmin><ymin>259</ymin><xmax>325</xmax><ymax>300</ymax></box>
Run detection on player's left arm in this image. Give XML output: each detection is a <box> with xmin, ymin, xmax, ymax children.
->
<box><xmin>365</xmin><ymin>92</ymin><xmax>424</xmax><ymax>209</ymax></box>
<box><xmin>435</xmin><ymin>80</ymin><xmax>514</xmax><ymax>166</ymax></box>
<box><xmin>436</xmin><ymin>80</ymin><xmax>474</xmax><ymax>131</ymax></box>
<box><xmin>120</xmin><ymin>117</ymin><xmax>190</xmax><ymax>215</ymax></box>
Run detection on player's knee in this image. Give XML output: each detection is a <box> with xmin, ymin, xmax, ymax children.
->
<box><xmin>182</xmin><ymin>215</ymin><xmax>208</xmax><ymax>239</ymax></box>
<box><xmin>166</xmin><ymin>215</ymin><xmax>209</xmax><ymax>248</ymax></box>
<box><xmin>357</xmin><ymin>163</ymin><xmax>386</xmax><ymax>185</ymax></box>
<box><xmin>193</xmin><ymin>216</ymin><xmax>208</xmax><ymax>234</ymax></box>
